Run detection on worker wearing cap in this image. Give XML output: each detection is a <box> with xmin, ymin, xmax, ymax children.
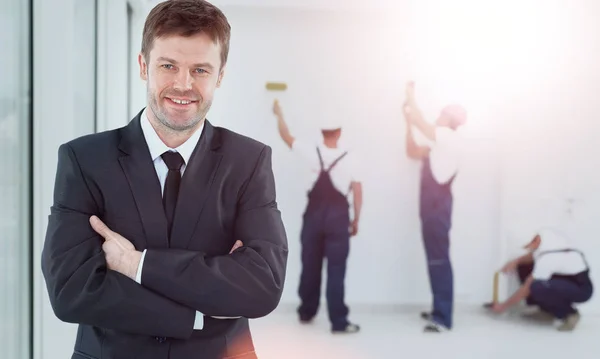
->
<box><xmin>273</xmin><ymin>100</ymin><xmax>362</xmax><ymax>334</ymax></box>
<box><xmin>403</xmin><ymin>82</ymin><xmax>467</xmax><ymax>332</ymax></box>
<box><xmin>492</xmin><ymin>227</ymin><xmax>593</xmax><ymax>331</ymax></box>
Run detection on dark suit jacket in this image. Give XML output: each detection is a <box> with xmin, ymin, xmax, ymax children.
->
<box><xmin>41</xmin><ymin>110</ymin><xmax>289</xmax><ymax>359</ymax></box>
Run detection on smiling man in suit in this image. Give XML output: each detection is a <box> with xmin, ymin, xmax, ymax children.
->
<box><xmin>41</xmin><ymin>1</ymin><xmax>288</xmax><ymax>358</ymax></box>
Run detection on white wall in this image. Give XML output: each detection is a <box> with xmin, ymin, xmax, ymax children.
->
<box><xmin>130</xmin><ymin>5</ymin><xmax>502</xmax><ymax>306</ymax></box>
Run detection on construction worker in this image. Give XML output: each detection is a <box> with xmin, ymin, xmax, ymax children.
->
<box><xmin>492</xmin><ymin>227</ymin><xmax>593</xmax><ymax>331</ymax></box>
<box><xmin>403</xmin><ymin>82</ymin><xmax>467</xmax><ymax>332</ymax></box>
<box><xmin>273</xmin><ymin>100</ymin><xmax>362</xmax><ymax>334</ymax></box>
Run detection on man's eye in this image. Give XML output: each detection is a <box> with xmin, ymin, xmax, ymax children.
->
<box><xmin>195</xmin><ymin>68</ymin><xmax>207</xmax><ymax>74</ymax></box>
<box><xmin>162</xmin><ymin>64</ymin><xmax>174</xmax><ymax>69</ymax></box>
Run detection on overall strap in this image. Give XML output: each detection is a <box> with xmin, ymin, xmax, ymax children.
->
<box><xmin>316</xmin><ymin>147</ymin><xmax>325</xmax><ymax>171</ymax></box>
<box><xmin>538</xmin><ymin>249</ymin><xmax>590</xmax><ymax>270</ymax></box>
<box><xmin>326</xmin><ymin>151</ymin><xmax>348</xmax><ymax>172</ymax></box>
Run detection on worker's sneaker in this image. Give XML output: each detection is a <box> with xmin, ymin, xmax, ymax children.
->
<box><xmin>521</xmin><ymin>309</ymin><xmax>555</xmax><ymax>322</ymax></box>
<box><xmin>331</xmin><ymin>323</ymin><xmax>360</xmax><ymax>334</ymax></box>
<box><xmin>423</xmin><ymin>321</ymin><xmax>450</xmax><ymax>333</ymax></box>
<box><xmin>557</xmin><ymin>312</ymin><xmax>581</xmax><ymax>332</ymax></box>
<box><xmin>420</xmin><ymin>311</ymin><xmax>432</xmax><ymax>321</ymax></box>
<box><xmin>298</xmin><ymin>314</ymin><xmax>314</xmax><ymax>324</ymax></box>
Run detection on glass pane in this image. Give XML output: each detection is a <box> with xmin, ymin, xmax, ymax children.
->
<box><xmin>0</xmin><ymin>0</ymin><xmax>31</xmax><ymax>358</ymax></box>
<box><xmin>74</xmin><ymin>0</ymin><xmax>97</xmax><ymax>132</ymax></box>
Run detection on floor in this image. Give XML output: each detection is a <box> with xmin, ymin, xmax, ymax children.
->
<box><xmin>250</xmin><ymin>305</ymin><xmax>598</xmax><ymax>359</ymax></box>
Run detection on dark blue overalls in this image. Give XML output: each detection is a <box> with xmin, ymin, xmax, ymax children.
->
<box><xmin>419</xmin><ymin>156</ymin><xmax>456</xmax><ymax>329</ymax></box>
<box><xmin>518</xmin><ymin>249</ymin><xmax>593</xmax><ymax>319</ymax></box>
<box><xmin>297</xmin><ymin>147</ymin><xmax>351</xmax><ymax>331</ymax></box>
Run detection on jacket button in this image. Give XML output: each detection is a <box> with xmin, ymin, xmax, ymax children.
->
<box><xmin>155</xmin><ymin>336</ymin><xmax>167</xmax><ymax>343</ymax></box>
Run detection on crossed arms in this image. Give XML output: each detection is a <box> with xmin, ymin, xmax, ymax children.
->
<box><xmin>41</xmin><ymin>143</ymin><xmax>288</xmax><ymax>339</ymax></box>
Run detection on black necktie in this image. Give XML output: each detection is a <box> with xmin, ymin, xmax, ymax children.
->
<box><xmin>161</xmin><ymin>151</ymin><xmax>184</xmax><ymax>241</ymax></box>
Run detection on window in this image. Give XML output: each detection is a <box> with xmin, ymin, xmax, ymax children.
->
<box><xmin>0</xmin><ymin>0</ymin><xmax>32</xmax><ymax>358</ymax></box>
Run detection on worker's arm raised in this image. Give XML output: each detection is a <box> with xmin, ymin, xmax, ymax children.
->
<box><xmin>273</xmin><ymin>100</ymin><xmax>295</xmax><ymax>148</ymax></box>
<box><xmin>405</xmin><ymin>120</ymin><xmax>430</xmax><ymax>160</ymax></box>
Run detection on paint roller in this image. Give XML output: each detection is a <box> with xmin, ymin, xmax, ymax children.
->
<box><xmin>483</xmin><ymin>271</ymin><xmax>500</xmax><ymax>309</ymax></box>
<box><xmin>266</xmin><ymin>82</ymin><xmax>287</xmax><ymax>114</ymax></box>
<box><xmin>266</xmin><ymin>82</ymin><xmax>287</xmax><ymax>91</ymax></box>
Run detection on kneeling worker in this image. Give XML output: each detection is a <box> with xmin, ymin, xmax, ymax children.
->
<box><xmin>491</xmin><ymin>227</ymin><xmax>593</xmax><ymax>331</ymax></box>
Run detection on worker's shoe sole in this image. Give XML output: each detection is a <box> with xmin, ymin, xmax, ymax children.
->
<box><xmin>332</xmin><ymin>323</ymin><xmax>360</xmax><ymax>334</ymax></box>
<box><xmin>557</xmin><ymin>312</ymin><xmax>580</xmax><ymax>331</ymax></box>
<box><xmin>423</xmin><ymin>321</ymin><xmax>450</xmax><ymax>333</ymax></box>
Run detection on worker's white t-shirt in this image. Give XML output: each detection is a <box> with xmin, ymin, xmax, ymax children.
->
<box><xmin>532</xmin><ymin>228</ymin><xmax>588</xmax><ymax>281</ymax></box>
<box><xmin>292</xmin><ymin>139</ymin><xmax>361</xmax><ymax>196</ymax></box>
<box><xmin>413</xmin><ymin>126</ymin><xmax>463</xmax><ymax>184</ymax></box>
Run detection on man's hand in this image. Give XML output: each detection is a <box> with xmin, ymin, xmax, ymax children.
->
<box><xmin>403</xmin><ymin>81</ymin><xmax>417</xmax><ymax>123</ymax></box>
<box><xmin>491</xmin><ymin>302</ymin><xmax>508</xmax><ymax>314</ymax></box>
<box><xmin>229</xmin><ymin>240</ymin><xmax>243</xmax><ymax>254</ymax></box>
<box><xmin>89</xmin><ymin>216</ymin><xmax>142</xmax><ymax>280</ymax></box>
<box><xmin>349</xmin><ymin>219</ymin><xmax>359</xmax><ymax>236</ymax></box>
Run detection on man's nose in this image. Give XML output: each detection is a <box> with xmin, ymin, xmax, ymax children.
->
<box><xmin>173</xmin><ymin>70</ymin><xmax>193</xmax><ymax>91</ymax></box>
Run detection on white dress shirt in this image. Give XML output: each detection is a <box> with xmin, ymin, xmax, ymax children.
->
<box><xmin>135</xmin><ymin>108</ymin><xmax>205</xmax><ymax>330</ymax></box>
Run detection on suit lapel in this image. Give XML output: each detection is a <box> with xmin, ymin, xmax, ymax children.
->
<box><xmin>118</xmin><ymin>110</ymin><xmax>169</xmax><ymax>248</ymax></box>
<box><xmin>169</xmin><ymin>120</ymin><xmax>223</xmax><ymax>249</ymax></box>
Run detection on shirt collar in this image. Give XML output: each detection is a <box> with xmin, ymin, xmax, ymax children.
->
<box><xmin>140</xmin><ymin>107</ymin><xmax>204</xmax><ymax>165</ymax></box>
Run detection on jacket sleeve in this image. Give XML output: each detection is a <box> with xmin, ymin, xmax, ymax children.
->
<box><xmin>41</xmin><ymin>143</ymin><xmax>196</xmax><ymax>339</ymax></box>
<box><xmin>140</xmin><ymin>145</ymin><xmax>289</xmax><ymax>318</ymax></box>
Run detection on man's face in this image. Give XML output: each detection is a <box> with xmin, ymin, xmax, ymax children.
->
<box><xmin>138</xmin><ymin>33</ymin><xmax>224</xmax><ymax>132</ymax></box>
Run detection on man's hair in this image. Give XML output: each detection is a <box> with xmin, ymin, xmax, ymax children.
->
<box><xmin>141</xmin><ymin>0</ymin><xmax>231</xmax><ymax>69</ymax></box>
<box><xmin>321</xmin><ymin>129</ymin><xmax>341</xmax><ymax>139</ymax></box>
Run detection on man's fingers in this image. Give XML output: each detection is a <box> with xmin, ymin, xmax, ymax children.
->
<box><xmin>229</xmin><ymin>240</ymin><xmax>243</xmax><ymax>254</ymax></box>
<box><xmin>90</xmin><ymin>215</ymin><xmax>114</xmax><ymax>240</ymax></box>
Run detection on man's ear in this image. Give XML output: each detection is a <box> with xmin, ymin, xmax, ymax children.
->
<box><xmin>138</xmin><ymin>53</ymin><xmax>148</xmax><ymax>81</ymax></box>
<box><xmin>216</xmin><ymin>66</ymin><xmax>226</xmax><ymax>88</ymax></box>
